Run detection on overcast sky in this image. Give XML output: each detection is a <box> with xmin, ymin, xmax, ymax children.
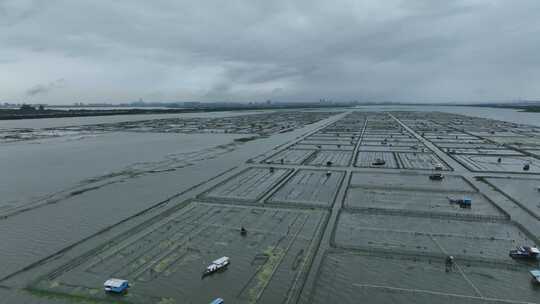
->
<box><xmin>1</xmin><ymin>0</ymin><xmax>540</xmax><ymax>104</ymax></box>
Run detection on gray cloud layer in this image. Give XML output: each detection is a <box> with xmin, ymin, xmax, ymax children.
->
<box><xmin>25</xmin><ymin>78</ymin><xmax>65</xmax><ymax>97</ymax></box>
<box><xmin>1</xmin><ymin>0</ymin><xmax>539</xmax><ymax>104</ymax></box>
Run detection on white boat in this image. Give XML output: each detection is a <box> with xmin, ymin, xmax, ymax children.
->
<box><xmin>510</xmin><ymin>246</ymin><xmax>540</xmax><ymax>259</ymax></box>
<box><xmin>103</xmin><ymin>278</ymin><xmax>129</xmax><ymax>293</ymax></box>
<box><xmin>203</xmin><ymin>257</ymin><xmax>230</xmax><ymax>277</ymax></box>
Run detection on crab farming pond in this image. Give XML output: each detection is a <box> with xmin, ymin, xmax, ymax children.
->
<box><xmin>1</xmin><ymin>107</ymin><xmax>540</xmax><ymax>304</ymax></box>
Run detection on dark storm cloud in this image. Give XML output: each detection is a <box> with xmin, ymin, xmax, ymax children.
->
<box><xmin>1</xmin><ymin>0</ymin><xmax>540</xmax><ymax>103</ymax></box>
<box><xmin>25</xmin><ymin>78</ymin><xmax>65</xmax><ymax>97</ymax></box>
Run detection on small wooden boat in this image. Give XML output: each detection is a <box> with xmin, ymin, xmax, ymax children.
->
<box><xmin>372</xmin><ymin>158</ymin><xmax>386</xmax><ymax>166</ymax></box>
<box><xmin>429</xmin><ymin>173</ymin><xmax>444</xmax><ymax>181</ymax></box>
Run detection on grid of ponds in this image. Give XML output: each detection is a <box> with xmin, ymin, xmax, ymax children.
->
<box><xmin>31</xmin><ymin>202</ymin><xmax>327</xmax><ymax>304</ymax></box>
<box><xmin>267</xmin><ymin>169</ymin><xmax>345</xmax><ymax>208</ymax></box>
<box><xmin>356</xmin><ymin>113</ymin><xmax>450</xmax><ymax>171</ymax></box>
<box><xmin>315</xmin><ymin>174</ymin><xmax>536</xmax><ymax>303</ymax></box>
<box><xmin>300</xmin><ymin>112</ymin><xmax>540</xmax><ymax>304</ymax></box>
<box><xmin>393</xmin><ymin>111</ymin><xmax>540</xmax><ymax>174</ymax></box>
<box><xmin>309</xmin><ymin>251</ymin><xmax>538</xmax><ymax>304</ymax></box>
<box><xmin>0</xmin><ymin>111</ymin><xmax>338</xmax><ymax>143</ymax></box>
<box><xmin>334</xmin><ymin>211</ymin><xmax>530</xmax><ymax>260</ymax></box>
<box><xmin>16</xmin><ymin>110</ymin><xmax>540</xmax><ymax>304</ymax></box>
<box><xmin>200</xmin><ymin>167</ymin><xmax>292</xmax><ymax>203</ymax></box>
<box><xmin>262</xmin><ymin>112</ymin><xmax>366</xmax><ymax>167</ymax></box>
<box><xmin>26</xmin><ymin>112</ymin><xmax>366</xmax><ymax>304</ymax></box>
<box><xmin>484</xmin><ymin>177</ymin><xmax>540</xmax><ymax>219</ymax></box>
<box><xmin>305</xmin><ymin>150</ymin><xmax>353</xmax><ymax>167</ymax></box>
<box><xmin>263</xmin><ymin>149</ymin><xmax>315</xmax><ymax>165</ymax></box>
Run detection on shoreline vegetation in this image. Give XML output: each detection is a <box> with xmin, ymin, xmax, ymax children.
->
<box><xmin>2</xmin><ymin>102</ymin><xmax>539</xmax><ymax>120</ymax></box>
<box><xmin>497</xmin><ymin>106</ymin><xmax>540</xmax><ymax>113</ymax></box>
<box><xmin>0</xmin><ymin>103</ymin><xmax>351</xmax><ymax>120</ymax></box>
<box><xmin>465</xmin><ymin>104</ymin><xmax>540</xmax><ymax>113</ymax></box>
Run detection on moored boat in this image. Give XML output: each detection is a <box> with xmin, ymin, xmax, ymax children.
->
<box><xmin>202</xmin><ymin>257</ymin><xmax>230</xmax><ymax>277</ymax></box>
<box><xmin>429</xmin><ymin>173</ymin><xmax>444</xmax><ymax>180</ymax></box>
<box><xmin>372</xmin><ymin>158</ymin><xmax>386</xmax><ymax>166</ymax></box>
<box><xmin>509</xmin><ymin>246</ymin><xmax>540</xmax><ymax>259</ymax></box>
<box><xmin>103</xmin><ymin>278</ymin><xmax>129</xmax><ymax>293</ymax></box>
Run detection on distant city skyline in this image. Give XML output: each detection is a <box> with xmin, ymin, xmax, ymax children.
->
<box><xmin>1</xmin><ymin>1</ymin><xmax>540</xmax><ymax>104</ymax></box>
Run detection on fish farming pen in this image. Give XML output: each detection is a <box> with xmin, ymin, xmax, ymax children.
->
<box><xmin>305</xmin><ymin>150</ymin><xmax>353</xmax><ymax>167</ymax></box>
<box><xmin>307</xmin><ymin>251</ymin><xmax>539</xmax><ymax>304</ymax></box>
<box><xmin>332</xmin><ymin>210</ymin><xmax>533</xmax><ymax>261</ymax></box>
<box><xmin>267</xmin><ymin>170</ymin><xmax>345</xmax><ymax>208</ymax></box>
<box><xmin>263</xmin><ymin>149</ymin><xmax>316</xmax><ymax>165</ymax></box>
<box><xmin>8</xmin><ymin>110</ymin><xmax>540</xmax><ymax>304</ymax></box>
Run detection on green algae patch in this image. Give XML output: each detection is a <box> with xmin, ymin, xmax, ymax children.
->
<box><xmin>248</xmin><ymin>246</ymin><xmax>285</xmax><ymax>303</ymax></box>
<box><xmin>157</xmin><ymin>298</ymin><xmax>176</xmax><ymax>304</ymax></box>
